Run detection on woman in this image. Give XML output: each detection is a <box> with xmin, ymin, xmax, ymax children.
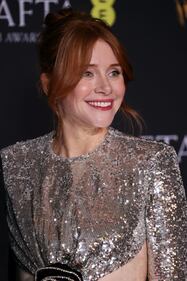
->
<box><xmin>1</xmin><ymin>7</ymin><xmax>187</xmax><ymax>281</ymax></box>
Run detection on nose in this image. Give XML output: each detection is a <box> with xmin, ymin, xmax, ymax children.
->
<box><xmin>94</xmin><ymin>74</ymin><xmax>112</xmax><ymax>95</ymax></box>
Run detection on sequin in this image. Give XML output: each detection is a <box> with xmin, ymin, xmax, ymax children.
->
<box><xmin>1</xmin><ymin>127</ymin><xmax>187</xmax><ymax>280</ymax></box>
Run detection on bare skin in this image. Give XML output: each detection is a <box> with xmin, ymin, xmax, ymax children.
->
<box><xmin>53</xmin><ymin>125</ymin><xmax>108</xmax><ymax>159</ymax></box>
<box><xmin>99</xmin><ymin>242</ymin><xmax>147</xmax><ymax>281</ymax></box>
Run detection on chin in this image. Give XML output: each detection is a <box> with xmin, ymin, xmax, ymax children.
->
<box><xmin>82</xmin><ymin>113</ymin><xmax>116</xmax><ymax>129</ymax></box>
<box><xmin>91</xmin><ymin>119</ymin><xmax>114</xmax><ymax>129</ymax></box>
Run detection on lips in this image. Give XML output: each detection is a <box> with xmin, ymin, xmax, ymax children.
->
<box><xmin>86</xmin><ymin>99</ymin><xmax>113</xmax><ymax>110</ymax></box>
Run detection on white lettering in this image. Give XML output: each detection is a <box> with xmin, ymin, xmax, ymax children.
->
<box><xmin>142</xmin><ymin>135</ymin><xmax>154</xmax><ymax>140</ymax></box>
<box><xmin>19</xmin><ymin>0</ymin><xmax>33</xmax><ymax>27</ymax></box>
<box><xmin>143</xmin><ymin>135</ymin><xmax>179</xmax><ymax>144</ymax></box>
<box><xmin>27</xmin><ymin>32</ymin><xmax>38</xmax><ymax>42</ymax></box>
<box><xmin>178</xmin><ymin>136</ymin><xmax>187</xmax><ymax>162</ymax></box>
<box><xmin>4</xmin><ymin>32</ymin><xmax>38</xmax><ymax>43</ymax></box>
<box><xmin>0</xmin><ymin>0</ymin><xmax>15</xmax><ymax>26</ymax></box>
<box><xmin>22</xmin><ymin>32</ymin><xmax>38</xmax><ymax>42</ymax></box>
<box><xmin>35</xmin><ymin>0</ymin><xmax>58</xmax><ymax>18</ymax></box>
<box><xmin>143</xmin><ymin>134</ymin><xmax>187</xmax><ymax>163</ymax></box>
<box><xmin>5</xmin><ymin>32</ymin><xmax>20</xmax><ymax>42</ymax></box>
<box><xmin>155</xmin><ymin>135</ymin><xmax>178</xmax><ymax>145</ymax></box>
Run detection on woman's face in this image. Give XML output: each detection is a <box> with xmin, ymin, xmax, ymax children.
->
<box><xmin>60</xmin><ymin>39</ymin><xmax>126</xmax><ymax>129</ymax></box>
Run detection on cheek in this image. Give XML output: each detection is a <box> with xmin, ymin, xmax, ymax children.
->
<box><xmin>116</xmin><ymin>83</ymin><xmax>126</xmax><ymax>99</ymax></box>
<box><xmin>60</xmin><ymin>95</ymin><xmax>76</xmax><ymax>114</ymax></box>
<box><xmin>73</xmin><ymin>80</ymin><xmax>92</xmax><ymax>96</ymax></box>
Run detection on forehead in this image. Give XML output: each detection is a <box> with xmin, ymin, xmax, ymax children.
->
<box><xmin>90</xmin><ymin>40</ymin><xmax>119</xmax><ymax>64</ymax></box>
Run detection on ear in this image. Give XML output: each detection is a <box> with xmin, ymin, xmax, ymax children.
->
<box><xmin>40</xmin><ymin>73</ymin><xmax>50</xmax><ymax>95</ymax></box>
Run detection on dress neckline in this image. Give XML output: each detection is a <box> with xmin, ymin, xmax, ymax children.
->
<box><xmin>48</xmin><ymin>127</ymin><xmax>113</xmax><ymax>162</ymax></box>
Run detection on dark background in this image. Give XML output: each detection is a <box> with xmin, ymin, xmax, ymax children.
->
<box><xmin>0</xmin><ymin>0</ymin><xmax>186</xmax><ymax>280</ymax></box>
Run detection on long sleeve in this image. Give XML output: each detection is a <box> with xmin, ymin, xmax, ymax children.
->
<box><xmin>0</xmin><ymin>156</ymin><xmax>9</xmax><ymax>281</ymax></box>
<box><xmin>146</xmin><ymin>145</ymin><xmax>187</xmax><ymax>280</ymax></box>
<box><xmin>1</xmin><ymin>155</ymin><xmax>33</xmax><ymax>281</ymax></box>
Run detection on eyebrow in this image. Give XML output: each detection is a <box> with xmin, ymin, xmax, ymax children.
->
<box><xmin>86</xmin><ymin>63</ymin><xmax>121</xmax><ymax>67</ymax></box>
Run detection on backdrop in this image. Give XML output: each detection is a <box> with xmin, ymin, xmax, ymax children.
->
<box><xmin>0</xmin><ymin>0</ymin><xmax>187</xmax><ymax>280</ymax></box>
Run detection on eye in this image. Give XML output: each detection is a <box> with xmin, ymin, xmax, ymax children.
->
<box><xmin>109</xmin><ymin>69</ymin><xmax>122</xmax><ymax>77</ymax></box>
<box><xmin>82</xmin><ymin>71</ymin><xmax>94</xmax><ymax>78</ymax></box>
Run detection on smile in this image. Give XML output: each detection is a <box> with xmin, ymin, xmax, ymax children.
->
<box><xmin>86</xmin><ymin>100</ymin><xmax>113</xmax><ymax>110</ymax></box>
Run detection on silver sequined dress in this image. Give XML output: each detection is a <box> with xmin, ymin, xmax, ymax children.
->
<box><xmin>1</xmin><ymin>127</ymin><xmax>187</xmax><ymax>280</ymax></box>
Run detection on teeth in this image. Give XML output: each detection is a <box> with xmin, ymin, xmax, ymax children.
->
<box><xmin>88</xmin><ymin>101</ymin><xmax>112</xmax><ymax>107</ymax></box>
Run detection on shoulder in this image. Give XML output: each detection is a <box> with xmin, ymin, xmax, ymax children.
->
<box><xmin>0</xmin><ymin>132</ymin><xmax>53</xmax><ymax>167</ymax></box>
<box><xmin>109</xmin><ymin>127</ymin><xmax>176</xmax><ymax>161</ymax></box>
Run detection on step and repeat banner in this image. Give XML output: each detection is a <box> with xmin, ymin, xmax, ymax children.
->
<box><xmin>0</xmin><ymin>0</ymin><xmax>187</xmax><ymax>279</ymax></box>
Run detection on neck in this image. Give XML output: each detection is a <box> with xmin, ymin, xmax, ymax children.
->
<box><xmin>53</xmin><ymin>123</ymin><xmax>108</xmax><ymax>158</ymax></box>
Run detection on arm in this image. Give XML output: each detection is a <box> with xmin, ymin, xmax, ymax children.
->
<box><xmin>0</xmin><ymin>156</ymin><xmax>9</xmax><ymax>281</ymax></box>
<box><xmin>1</xmin><ymin>154</ymin><xmax>35</xmax><ymax>281</ymax></box>
<box><xmin>146</xmin><ymin>145</ymin><xmax>187</xmax><ymax>280</ymax></box>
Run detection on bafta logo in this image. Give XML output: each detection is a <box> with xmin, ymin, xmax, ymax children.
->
<box><xmin>62</xmin><ymin>0</ymin><xmax>71</xmax><ymax>9</ymax></box>
<box><xmin>175</xmin><ymin>0</ymin><xmax>187</xmax><ymax>26</ymax></box>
